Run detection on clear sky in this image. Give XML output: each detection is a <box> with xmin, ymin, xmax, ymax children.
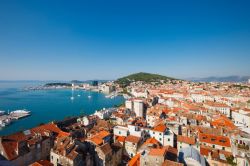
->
<box><xmin>0</xmin><ymin>0</ymin><xmax>250</xmax><ymax>80</ymax></box>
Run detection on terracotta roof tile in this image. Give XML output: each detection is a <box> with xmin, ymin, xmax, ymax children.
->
<box><xmin>177</xmin><ymin>135</ymin><xmax>196</xmax><ymax>145</ymax></box>
<box><xmin>153</xmin><ymin>124</ymin><xmax>167</xmax><ymax>132</ymax></box>
<box><xmin>128</xmin><ymin>153</ymin><xmax>140</xmax><ymax>166</ymax></box>
<box><xmin>199</xmin><ymin>133</ymin><xmax>231</xmax><ymax>147</ymax></box>
<box><xmin>125</xmin><ymin>135</ymin><xmax>140</xmax><ymax>144</ymax></box>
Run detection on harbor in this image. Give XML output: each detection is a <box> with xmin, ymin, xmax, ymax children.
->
<box><xmin>0</xmin><ymin>110</ymin><xmax>31</xmax><ymax>127</ymax></box>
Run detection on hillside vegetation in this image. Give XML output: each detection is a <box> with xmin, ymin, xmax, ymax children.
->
<box><xmin>115</xmin><ymin>72</ymin><xmax>176</xmax><ymax>87</ymax></box>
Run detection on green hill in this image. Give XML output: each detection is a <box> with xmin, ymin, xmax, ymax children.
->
<box><xmin>115</xmin><ymin>72</ymin><xmax>176</xmax><ymax>87</ymax></box>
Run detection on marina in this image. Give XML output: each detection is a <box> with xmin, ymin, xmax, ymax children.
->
<box><xmin>0</xmin><ymin>81</ymin><xmax>124</xmax><ymax>135</ymax></box>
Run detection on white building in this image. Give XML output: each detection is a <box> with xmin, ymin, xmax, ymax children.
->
<box><xmin>131</xmin><ymin>88</ymin><xmax>148</xmax><ymax>98</ymax></box>
<box><xmin>148</xmin><ymin>124</ymin><xmax>174</xmax><ymax>147</ymax></box>
<box><xmin>133</xmin><ymin>100</ymin><xmax>144</xmax><ymax>117</ymax></box>
<box><xmin>94</xmin><ymin>108</ymin><xmax>116</xmax><ymax>119</ymax></box>
<box><xmin>100</xmin><ymin>84</ymin><xmax>115</xmax><ymax>94</ymax></box>
<box><xmin>125</xmin><ymin>99</ymin><xmax>144</xmax><ymax>117</ymax></box>
<box><xmin>204</xmin><ymin>102</ymin><xmax>231</xmax><ymax>117</ymax></box>
<box><xmin>113</xmin><ymin>125</ymin><xmax>129</xmax><ymax>137</ymax></box>
<box><xmin>232</xmin><ymin>109</ymin><xmax>250</xmax><ymax>128</ymax></box>
<box><xmin>125</xmin><ymin>100</ymin><xmax>133</xmax><ymax>110</ymax></box>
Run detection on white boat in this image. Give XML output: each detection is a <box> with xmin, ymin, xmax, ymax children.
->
<box><xmin>10</xmin><ymin>109</ymin><xmax>30</xmax><ymax>114</ymax></box>
<box><xmin>70</xmin><ymin>96</ymin><xmax>74</xmax><ymax>100</ymax></box>
<box><xmin>77</xmin><ymin>94</ymin><xmax>81</xmax><ymax>97</ymax></box>
<box><xmin>88</xmin><ymin>95</ymin><xmax>92</xmax><ymax>99</ymax></box>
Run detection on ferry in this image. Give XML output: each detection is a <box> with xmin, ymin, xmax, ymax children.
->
<box><xmin>10</xmin><ymin>109</ymin><xmax>30</xmax><ymax>115</ymax></box>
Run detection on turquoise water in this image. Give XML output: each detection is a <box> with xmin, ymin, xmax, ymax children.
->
<box><xmin>0</xmin><ymin>82</ymin><xmax>124</xmax><ymax>136</ymax></box>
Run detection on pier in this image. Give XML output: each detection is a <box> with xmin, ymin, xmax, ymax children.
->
<box><xmin>0</xmin><ymin>113</ymin><xmax>31</xmax><ymax>127</ymax></box>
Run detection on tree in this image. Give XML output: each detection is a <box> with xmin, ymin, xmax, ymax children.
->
<box><xmin>226</xmin><ymin>156</ymin><xmax>237</xmax><ymax>166</ymax></box>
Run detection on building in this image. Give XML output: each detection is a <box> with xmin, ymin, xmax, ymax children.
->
<box><xmin>177</xmin><ymin>135</ymin><xmax>197</xmax><ymax>150</ymax></box>
<box><xmin>50</xmin><ymin>137</ymin><xmax>83</xmax><ymax>166</ymax></box>
<box><xmin>94</xmin><ymin>142</ymin><xmax>123</xmax><ymax>166</ymax></box>
<box><xmin>140</xmin><ymin>146</ymin><xmax>178</xmax><ymax>166</ymax></box>
<box><xmin>149</xmin><ymin>124</ymin><xmax>174</xmax><ymax>147</ymax></box>
<box><xmin>231</xmin><ymin>108</ymin><xmax>250</xmax><ymax>128</ymax></box>
<box><xmin>0</xmin><ymin>123</ymin><xmax>69</xmax><ymax>166</ymax></box>
<box><xmin>178</xmin><ymin>147</ymin><xmax>206</xmax><ymax>166</ymax></box>
<box><xmin>125</xmin><ymin>99</ymin><xmax>144</xmax><ymax>118</ymax></box>
<box><xmin>198</xmin><ymin>133</ymin><xmax>232</xmax><ymax>152</ymax></box>
<box><xmin>125</xmin><ymin>100</ymin><xmax>133</xmax><ymax>110</ymax></box>
<box><xmin>133</xmin><ymin>100</ymin><xmax>144</xmax><ymax>117</ymax></box>
<box><xmin>204</xmin><ymin>102</ymin><xmax>231</xmax><ymax>117</ymax></box>
<box><xmin>100</xmin><ymin>84</ymin><xmax>115</xmax><ymax>94</ymax></box>
<box><xmin>125</xmin><ymin>135</ymin><xmax>141</xmax><ymax>158</ymax></box>
<box><xmin>113</xmin><ymin>125</ymin><xmax>129</xmax><ymax>137</ymax></box>
<box><xmin>94</xmin><ymin>108</ymin><xmax>116</xmax><ymax>120</ymax></box>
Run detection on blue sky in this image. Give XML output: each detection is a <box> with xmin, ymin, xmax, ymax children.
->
<box><xmin>0</xmin><ymin>0</ymin><xmax>250</xmax><ymax>80</ymax></box>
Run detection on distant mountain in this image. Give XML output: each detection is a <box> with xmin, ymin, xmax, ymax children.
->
<box><xmin>115</xmin><ymin>72</ymin><xmax>176</xmax><ymax>87</ymax></box>
<box><xmin>189</xmin><ymin>76</ymin><xmax>250</xmax><ymax>82</ymax></box>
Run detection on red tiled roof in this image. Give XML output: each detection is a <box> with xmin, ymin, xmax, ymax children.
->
<box><xmin>153</xmin><ymin>124</ymin><xmax>167</xmax><ymax>132</ymax></box>
<box><xmin>88</xmin><ymin>131</ymin><xmax>111</xmax><ymax>146</ymax></box>
<box><xmin>199</xmin><ymin>133</ymin><xmax>231</xmax><ymax>147</ymax></box>
<box><xmin>116</xmin><ymin>136</ymin><xmax>126</xmax><ymax>143</ymax></box>
<box><xmin>1</xmin><ymin>123</ymin><xmax>68</xmax><ymax>160</ymax></box>
<box><xmin>143</xmin><ymin>137</ymin><xmax>161</xmax><ymax>147</ymax></box>
<box><xmin>125</xmin><ymin>135</ymin><xmax>140</xmax><ymax>144</ymax></box>
<box><xmin>148</xmin><ymin>146</ymin><xmax>177</xmax><ymax>156</ymax></box>
<box><xmin>128</xmin><ymin>153</ymin><xmax>140</xmax><ymax>166</ymax></box>
<box><xmin>177</xmin><ymin>135</ymin><xmax>196</xmax><ymax>145</ymax></box>
<box><xmin>200</xmin><ymin>145</ymin><xmax>232</xmax><ymax>159</ymax></box>
<box><xmin>211</xmin><ymin>116</ymin><xmax>236</xmax><ymax>130</ymax></box>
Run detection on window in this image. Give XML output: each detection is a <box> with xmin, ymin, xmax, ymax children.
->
<box><xmin>159</xmin><ymin>138</ymin><xmax>162</xmax><ymax>141</ymax></box>
<box><xmin>212</xmin><ymin>145</ymin><xmax>215</xmax><ymax>148</ymax></box>
<box><xmin>153</xmin><ymin>132</ymin><xmax>155</xmax><ymax>134</ymax></box>
<box><xmin>159</xmin><ymin>133</ymin><xmax>162</xmax><ymax>135</ymax></box>
<box><xmin>168</xmin><ymin>138</ymin><xmax>170</xmax><ymax>141</ymax></box>
<box><xmin>222</xmin><ymin>147</ymin><xmax>225</xmax><ymax>150</ymax></box>
<box><xmin>119</xmin><ymin>131</ymin><xmax>121</xmax><ymax>134</ymax></box>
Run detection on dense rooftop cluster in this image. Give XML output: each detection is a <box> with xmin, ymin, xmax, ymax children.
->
<box><xmin>0</xmin><ymin>78</ymin><xmax>250</xmax><ymax>166</ymax></box>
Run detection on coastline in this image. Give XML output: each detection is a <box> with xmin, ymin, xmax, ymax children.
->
<box><xmin>0</xmin><ymin>86</ymin><xmax>125</xmax><ymax>136</ymax></box>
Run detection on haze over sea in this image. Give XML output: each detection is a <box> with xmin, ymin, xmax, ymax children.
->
<box><xmin>0</xmin><ymin>81</ymin><xmax>124</xmax><ymax>136</ymax></box>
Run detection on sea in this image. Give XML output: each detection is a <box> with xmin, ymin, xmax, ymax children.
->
<box><xmin>0</xmin><ymin>81</ymin><xmax>124</xmax><ymax>136</ymax></box>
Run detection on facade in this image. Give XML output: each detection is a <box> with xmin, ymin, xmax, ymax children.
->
<box><xmin>149</xmin><ymin>124</ymin><xmax>174</xmax><ymax>147</ymax></box>
<box><xmin>133</xmin><ymin>100</ymin><xmax>144</xmax><ymax>117</ymax></box>
<box><xmin>177</xmin><ymin>135</ymin><xmax>197</xmax><ymax>150</ymax></box>
<box><xmin>50</xmin><ymin>137</ymin><xmax>83</xmax><ymax>166</ymax></box>
<box><xmin>125</xmin><ymin>135</ymin><xmax>141</xmax><ymax>157</ymax></box>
